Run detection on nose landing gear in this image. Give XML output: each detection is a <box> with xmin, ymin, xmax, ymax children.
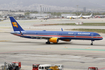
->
<box><xmin>46</xmin><ymin>39</ymin><xmax>50</xmax><ymax>44</ymax></box>
<box><xmin>46</xmin><ymin>41</ymin><xmax>50</xmax><ymax>44</ymax></box>
<box><xmin>91</xmin><ymin>40</ymin><xmax>94</xmax><ymax>45</ymax></box>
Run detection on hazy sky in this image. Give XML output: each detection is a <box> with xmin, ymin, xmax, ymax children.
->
<box><xmin>0</xmin><ymin>0</ymin><xmax>105</xmax><ymax>9</ymax></box>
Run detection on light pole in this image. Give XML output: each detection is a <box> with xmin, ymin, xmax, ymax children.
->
<box><xmin>77</xmin><ymin>5</ymin><xmax>78</xmax><ymax>15</ymax></box>
<box><xmin>40</xmin><ymin>5</ymin><xmax>42</xmax><ymax>16</ymax></box>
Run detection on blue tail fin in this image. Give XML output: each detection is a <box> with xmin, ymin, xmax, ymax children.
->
<box><xmin>9</xmin><ymin>17</ymin><xmax>24</xmax><ymax>31</ymax></box>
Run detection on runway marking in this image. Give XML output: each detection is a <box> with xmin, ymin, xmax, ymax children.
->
<box><xmin>0</xmin><ymin>40</ymin><xmax>8</xmax><ymax>42</ymax></box>
<box><xmin>0</xmin><ymin>50</ymin><xmax>30</xmax><ymax>54</ymax></box>
<box><xmin>63</xmin><ymin>48</ymin><xmax>105</xmax><ymax>51</ymax></box>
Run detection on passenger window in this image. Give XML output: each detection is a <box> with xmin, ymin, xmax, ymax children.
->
<box><xmin>96</xmin><ymin>35</ymin><xmax>100</xmax><ymax>36</ymax></box>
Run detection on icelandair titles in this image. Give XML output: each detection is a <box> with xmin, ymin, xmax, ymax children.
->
<box><xmin>68</xmin><ymin>32</ymin><xmax>90</xmax><ymax>35</ymax></box>
<box><xmin>78</xmin><ymin>33</ymin><xmax>90</xmax><ymax>35</ymax></box>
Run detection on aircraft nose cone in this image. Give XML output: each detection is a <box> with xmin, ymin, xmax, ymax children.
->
<box><xmin>101</xmin><ymin>36</ymin><xmax>103</xmax><ymax>40</ymax></box>
<box><xmin>102</xmin><ymin>37</ymin><xmax>103</xmax><ymax>39</ymax></box>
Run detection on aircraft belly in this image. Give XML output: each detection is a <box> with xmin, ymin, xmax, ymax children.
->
<box><xmin>59</xmin><ymin>37</ymin><xmax>102</xmax><ymax>40</ymax></box>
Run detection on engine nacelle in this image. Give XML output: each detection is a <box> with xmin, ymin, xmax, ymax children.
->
<box><xmin>70</xmin><ymin>17</ymin><xmax>72</xmax><ymax>19</ymax></box>
<box><xmin>49</xmin><ymin>38</ymin><xmax>58</xmax><ymax>43</ymax></box>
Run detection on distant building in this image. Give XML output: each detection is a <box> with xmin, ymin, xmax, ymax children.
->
<box><xmin>0</xmin><ymin>10</ymin><xmax>25</xmax><ymax>16</ymax></box>
<box><xmin>36</xmin><ymin>5</ymin><xmax>51</xmax><ymax>12</ymax></box>
<box><xmin>83</xmin><ymin>7</ymin><xmax>86</xmax><ymax>12</ymax></box>
<box><xmin>29</xmin><ymin>13</ymin><xmax>51</xmax><ymax>19</ymax></box>
<box><xmin>0</xmin><ymin>10</ymin><xmax>26</xmax><ymax>20</ymax></box>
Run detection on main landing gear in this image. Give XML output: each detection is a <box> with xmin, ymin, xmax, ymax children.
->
<box><xmin>91</xmin><ymin>40</ymin><xmax>94</xmax><ymax>45</ymax></box>
<box><xmin>46</xmin><ymin>41</ymin><xmax>50</xmax><ymax>44</ymax></box>
<box><xmin>46</xmin><ymin>39</ymin><xmax>50</xmax><ymax>44</ymax></box>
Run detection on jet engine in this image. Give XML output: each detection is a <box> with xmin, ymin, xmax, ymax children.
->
<box><xmin>49</xmin><ymin>38</ymin><xmax>59</xmax><ymax>43</ymax></box>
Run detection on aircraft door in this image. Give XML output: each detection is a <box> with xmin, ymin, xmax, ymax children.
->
<box><xmin>91</xmin><ymin>33</ymin><xmax>93</xmax><ymax>38</ymax></box>
<box><xmin>74</xmin><ymin>33</ymin><xmax>77</xmax><ymax>38</ymax></box>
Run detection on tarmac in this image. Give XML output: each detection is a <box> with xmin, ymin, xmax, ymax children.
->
<box><xmin>0</xmin><ymin>18</ymin><xmax>105</xmax><ymax>70</ymax></box>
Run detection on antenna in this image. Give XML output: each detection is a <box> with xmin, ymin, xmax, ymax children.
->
<box><xmin>61</xmin><ymin>28</ymin><xmax>63</xmax><ymax>31</ymax></box>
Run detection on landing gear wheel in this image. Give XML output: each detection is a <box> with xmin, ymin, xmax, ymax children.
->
<box><xmin>91</xmin><ymin>43</ymin><xmax>93</xmax><ymax>45</ymax></box>
<box><xmin>46</xmin><ymin>42</ymin><xmax>50</xmax><ymax>44</ymax></box>
<box><xmin>91</xmin><ymin>41</ymin><xmax>93</xmax><ymax>45</ymax></box>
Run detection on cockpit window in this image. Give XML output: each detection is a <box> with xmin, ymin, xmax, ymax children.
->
<box><xmin>96</xmin><ymin>35</ymin><xmax>100</xmax><ymax>36</ymax></box>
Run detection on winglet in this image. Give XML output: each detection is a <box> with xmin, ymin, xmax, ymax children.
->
<box><xmin>9</xmin><ymin>17</ymin><xmax>24</xmax><ymax>31</ymax></box>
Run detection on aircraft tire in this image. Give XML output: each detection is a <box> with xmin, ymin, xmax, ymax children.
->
<box><xmin>46</xmin><ymin>42</ymin><xmax>50</xmax><ymax>44</ymax></box>
<box><xmin>91</xmin><ymin>41</ymin><xmax>93</xmax><ymax>45</ymax></box>
<box><xmin>91</xmin><ymin>43</ymin><xmax>93</xmax><ymax>45</ymax></box>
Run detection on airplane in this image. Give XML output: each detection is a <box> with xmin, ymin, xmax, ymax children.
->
<box><xmin>94</xmin><ymin>15</ymin><xmax>105</xmax><ymax>18</ymax></box>
<box><xmin>82</xmin><ymin>14</ymin><xmax>93</xmax><ymax>19</ymax></box>
<box><xmin>66</xmin><ymin>14</ymin><xmax>82</xmax><ymax>19</ymax></box>
<box><xmin>9</xmin><ymin>17</ymin><xmax>103</xmax><ymax>45</ymax></box>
